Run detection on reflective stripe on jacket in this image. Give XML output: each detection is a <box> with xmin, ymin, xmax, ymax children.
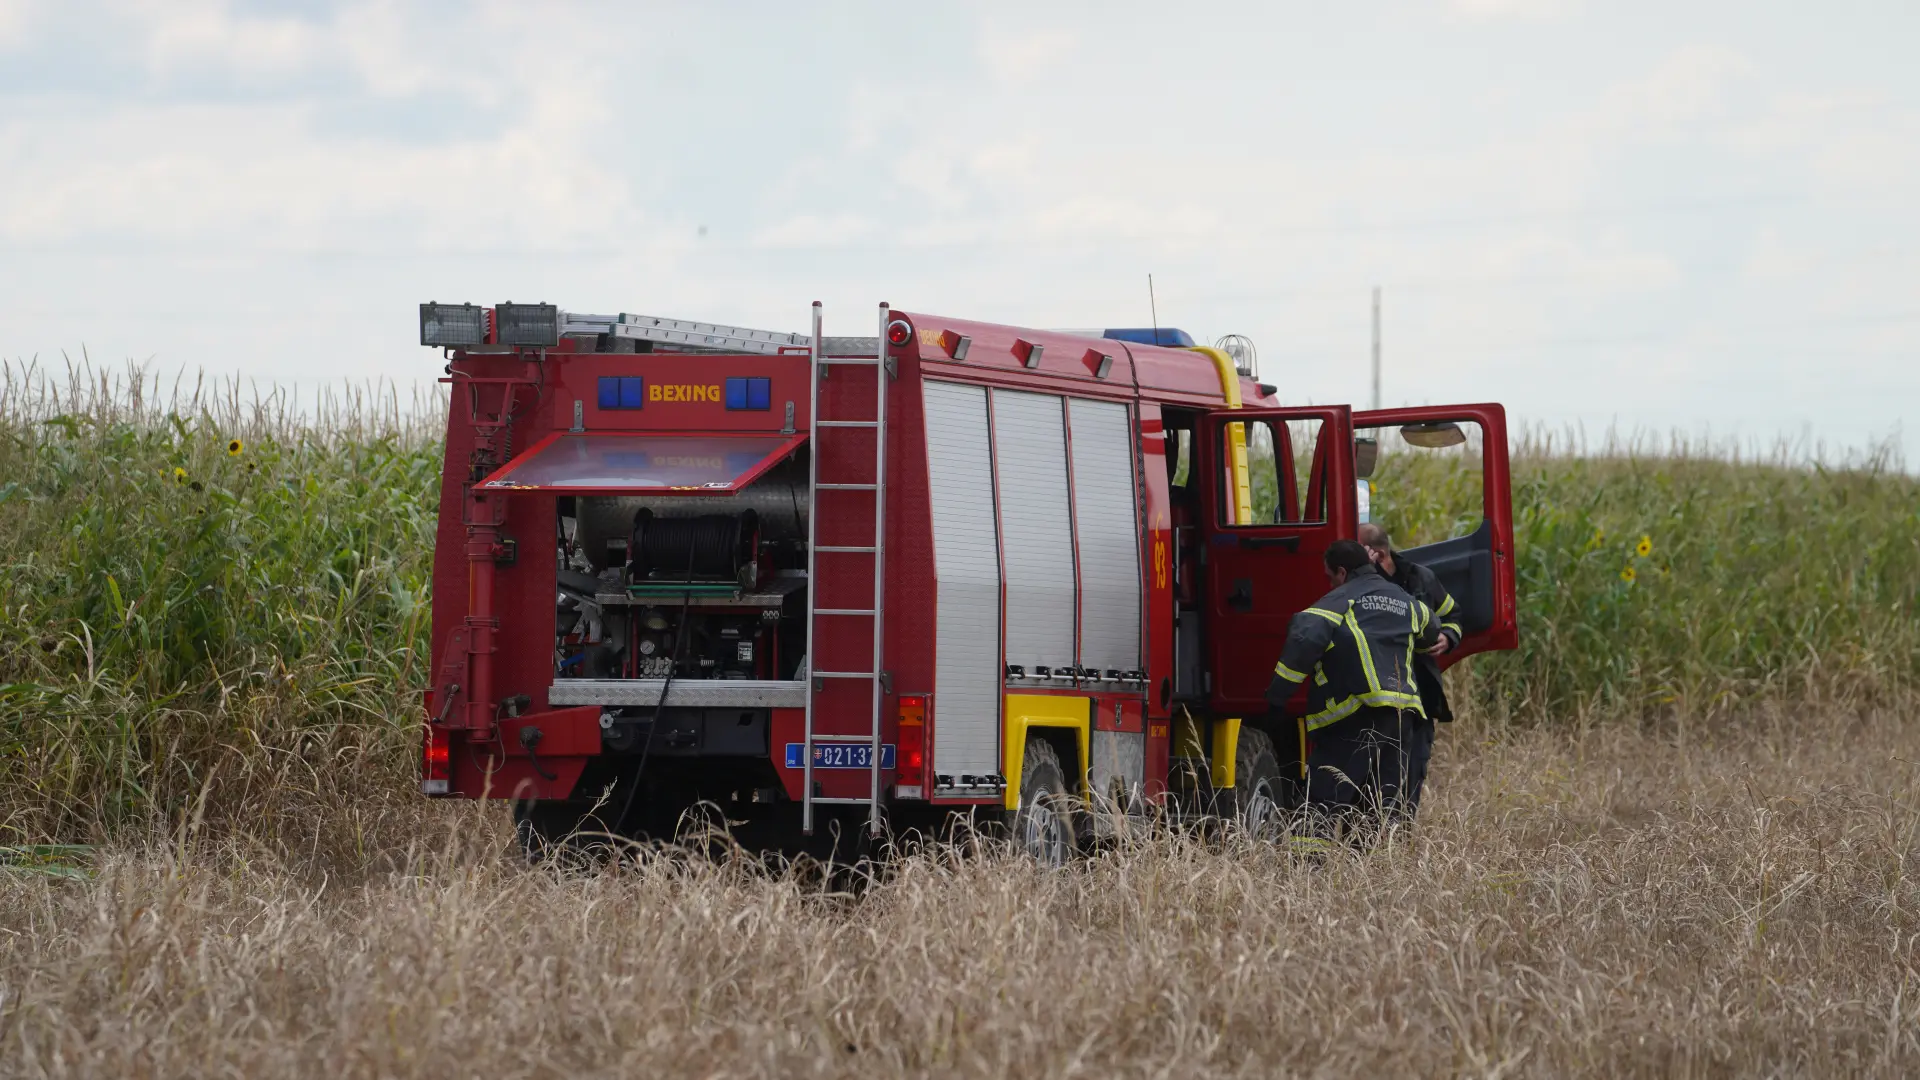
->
<box><xmin>1267</xmin><ymin>565</ymin><xmax>1438</xmax><ymax>731</ymax></box>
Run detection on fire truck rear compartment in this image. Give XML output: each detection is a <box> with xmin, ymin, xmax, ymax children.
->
<box><xmin>549</xmin><ymin>452</ymin><xmax>812</xmax><ymax>761</ymax></box>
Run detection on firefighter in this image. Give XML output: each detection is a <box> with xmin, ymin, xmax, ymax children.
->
<box><xmin>1357</xmin><ymin>522</ymin><xmax>1463</xmax><ymax>825</ymax></box>
<box><xmin>1267</xmin><ymin>539</ymin><xmax>1439</xmax><ymax>841</ymax></box>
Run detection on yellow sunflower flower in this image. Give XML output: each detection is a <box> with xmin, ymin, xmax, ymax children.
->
<box><xmin>1635</xmin><ymin>534</ymin><xmax>1652</xmax><ymax>558</ymax></box>
<box><xmin>1620</xmin><ymin>565</ymin><xmax>1637</xmax><ymax>584</ymax></box>
<box><xmin>227</xmin><ymin>438</ymin><xmax>244</xmax><ymax>457</ymax></box>
<box><xmin>172</xmin><ymin>467</ymin><xmax>188</xmax><ymax>485</ymax></box>
<box><xmin>1585</xmin><ymin>529</ymin><xmax>1605</xmax><ymax>552</ymax></box>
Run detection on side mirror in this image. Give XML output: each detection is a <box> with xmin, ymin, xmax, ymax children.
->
<box><xmin>1356</xmin><ymin>479</ymin><xmax>1373</xmax><ymax>525</ymax></box>
<box><xmin>1399</xmin><ymin>421</ymin><xmax>1467</xmax><ymax>449</ymax></box>
<box><xmin>1353</xmin><ymin>436</ymin><xmax>1379</xmax><ymax>479</ymax></box>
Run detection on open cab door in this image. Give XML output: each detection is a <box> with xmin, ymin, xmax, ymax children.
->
<box><xmin>1196</xmin><ymin>405</ymin><xmax>1355</xmax><ymax>717</ymax></box>
<box><xmin>1350</xmin><ymin>403</ymin><xmax>1517</xmax><ymax>662</ymax></box>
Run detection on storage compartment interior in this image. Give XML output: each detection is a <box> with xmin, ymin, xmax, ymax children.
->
<box><xmin>552</xmin><ymin>453</ymin><xmax>811</xmax><ymax>686</ymax></box>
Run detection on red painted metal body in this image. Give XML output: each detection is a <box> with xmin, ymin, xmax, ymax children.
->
<box><xmin>421</xmin><ymin>307</ymin><xmax>1517</xmax><ymax>836</ymax></box>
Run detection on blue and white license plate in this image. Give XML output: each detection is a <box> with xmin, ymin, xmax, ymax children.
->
<box><xmin>784</xmin><ymin>743</ymin><xmax>896</xmax><ymax>770</ymax></box>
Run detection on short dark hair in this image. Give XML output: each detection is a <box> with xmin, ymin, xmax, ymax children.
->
<box><xmin>1324</xmin><ymin>539</ymin><xmax>1373</xmax><ymax>575</ymax></box>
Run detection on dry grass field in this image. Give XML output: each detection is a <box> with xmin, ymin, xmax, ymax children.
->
<box><xmin>3</xmin><ymin>707</ymin><xmax>1915</xmax><ymax>1078</ymax></box>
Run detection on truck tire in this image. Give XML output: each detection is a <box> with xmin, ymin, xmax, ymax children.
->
<box><xmin>1221</xmin><ymin>727</ymin><xmax>1288</xmax><ymax>841</ymax></box>
<box><xmin>1007</xmin><ymin>737</ymin><xmax>1076</xmax><ymax>867</ymax></box>
<box><xmin>512</xmin><ymin>799</ymin><xmax>616</xmax><ymax>863</ymax></box>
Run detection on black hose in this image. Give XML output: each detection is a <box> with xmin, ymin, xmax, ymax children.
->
<box><xmin>611</xmin><ymin>542</ymin><xmax>700</xmax><ymax>838</ymax></box>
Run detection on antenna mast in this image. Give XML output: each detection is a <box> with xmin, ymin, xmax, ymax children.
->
<box><xmin>1371</xmin><ymin>285</ymin><xmax>1382</xmax><ymax>410</ymax></box>
<box><xmin>1148</xmin><ymin>274</ymin><xmax>1161</xmax><ymax>346</ymax></box>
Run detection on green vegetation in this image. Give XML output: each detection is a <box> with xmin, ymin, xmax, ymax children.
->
<box><xmin>0</xmin><ymin>369</ymin><xmax>1914</xmax><ymax>843</ymax></box>
<box><xmin>1368</xmin><ymin>435</ymin><xmax>1920</xmax><ymax>724</ymax></box>
<box><xmin>0</xmin><ymin>366</ymin><xmax>440</xmax><ymax>845</ymax></box>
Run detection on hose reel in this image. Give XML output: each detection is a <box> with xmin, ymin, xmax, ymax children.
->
<box><xmin>628</xmin><ymin>509</ymin><xmax>761</xmax><ymax>588</ymax></box>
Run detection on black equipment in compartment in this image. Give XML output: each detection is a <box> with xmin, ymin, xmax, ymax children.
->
<box><xmin>630</xmin><ymin>509</ymin><xmax>761</xmax><ymax>586</ymax></box>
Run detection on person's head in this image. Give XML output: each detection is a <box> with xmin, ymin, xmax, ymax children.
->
<box><xmin>1323</xmin><ymin>538</ymin><xmax>1373</xmax><ymax>587</ymax></box>
<box><xmin>1357</xmin><ymin>522</ymin><xmax>1394</xmax><ymax>571</ymax></box>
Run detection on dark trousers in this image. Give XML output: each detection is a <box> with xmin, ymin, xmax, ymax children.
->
<box><xmin>1302</xmin><ymin>706</ymin><xmax>1434</xmax><ymax>841</ymax></box>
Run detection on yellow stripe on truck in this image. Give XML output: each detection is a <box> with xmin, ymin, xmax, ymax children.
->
<box><xmin>1210</xmin><ymin>716</ymin><xmax>1242</xmax><ymax>790</ymax></box>
<box><xmin>1002</xmin><ymin>694</ymin><xmax>1091</xmax><ymax>810</ymax></box>
<box><xmin>1187</xmin><ymin>346</ymin><xmax>1253</xmax><ymax>526</ymax></box>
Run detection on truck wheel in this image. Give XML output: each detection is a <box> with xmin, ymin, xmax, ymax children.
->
<box><xmin>1008</xmin><ymin>737</ymin><xmax>1076</xmax><ymax>867</ymax></box>
<box><xmin>1221</xmin><ymin>728</ymin><xmax>1288</xmax><ymax>841</ymax></box>
<box><xmin>513</xmin><ymin>800</ymin><xmax>614</xmax><ymax>863</ymax></box>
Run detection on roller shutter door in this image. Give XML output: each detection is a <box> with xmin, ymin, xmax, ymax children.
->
<box><xmin>1068</xmin><ymin>399</ymin><xmax>1142</xmax><ymax>671</ymax></box>
<box><xmin>991</xmin><ymin>390</ymin><xmax>1077</xmax><ymax>672</ymax></box>
<box><xmin>922</xmin><ymin>381</ymin><xmax>1002</xmax><ymax>776</ymax></box>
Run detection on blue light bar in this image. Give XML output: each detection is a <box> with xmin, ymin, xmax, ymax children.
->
<box><xmin>1101</xmin><ymin>327</ymin><xmax>1195</xmax><ymax>348</ymax></box>
<box><xmin>598</xmin><ymin>376</ymin><xmax>644</xmax><ymax>409</ymax></box>
<box><xmin>725</xmin><ymin>376</ymin><xmax>771</xmax><ymax>411</ymax></box>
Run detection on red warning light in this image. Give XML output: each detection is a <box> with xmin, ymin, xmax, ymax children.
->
<box><xmin>885</xmin><ymin>319</ymin><xmax>913</xmax><ymax>347</ymax></box>
<box><xmin>897</xmin><ymin>695</ymin><xmax>927</xmax><ymax>786</ymax></box>
<box><xmin>421</xmin><ymin>723</ymin><xmax>451</xmax><ymax>795</ymax></box>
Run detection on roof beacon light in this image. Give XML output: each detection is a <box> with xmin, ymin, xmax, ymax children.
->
<box><xmin>1215</xmin><ymin>333</ymin><xmax>1259</xmax><ymax>378</ymax></box>
<box><xmin>420</xmin><ymin>302</ymin><xmax>487</xmax><ymax>347</ymax></box>
<box><xmin>496</xmin><ymin>302</ymin><xmax>560</xmax><ymax>348</ymax></box>
<box><xmin>885</xmin><ymin>318</ymin><xmax>913</xmax><ymax>347</ymax></box>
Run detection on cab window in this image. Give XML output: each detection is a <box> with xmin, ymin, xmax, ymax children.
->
<box><xmin>1223</xmin><ymin>417</ymin><xmax>1328</xmax><ymax>526</ymax></box>
<box><xmin>1354</xmin><ymin>421</ymin><xmax>1484</xmax><ymax>545</ymax></box>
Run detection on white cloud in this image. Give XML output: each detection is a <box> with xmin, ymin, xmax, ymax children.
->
<box><xmin>1591</xmin><ymin>44</ymin><xmax>1754</xmax><ymax>138</ymax></box>
<box><xmin>0</xmin><ymin>2</ymin><xmax>638</xmax><ymax>250</ymax></box>
<box><xmin>1449</xmin><ymin>0</ymin><xmax>1577</xmax><ymax>20</ymax></box>
<box><xmin>752</xmin><ymin>213</ymin><xmax>877</xmax><ymax>249</ymax></box>
<box><xmin>133</xmin><ymin>0</ymin><xmax>325</xmax><ymax>78</ymax></box>
<box><xmin>0</xmin><ymin>0</ymin><xmax>44</xmax><ymax>46</ymax></box>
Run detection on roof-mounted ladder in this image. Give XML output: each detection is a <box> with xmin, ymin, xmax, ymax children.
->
<box><xmin>559</xmin><ymin>310</ymin><xmax>877</xmax><ymax>358</ymax></box>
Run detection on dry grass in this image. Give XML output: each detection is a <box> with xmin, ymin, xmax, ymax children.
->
<box><xmin>3</xmin><ymin>711</ymin><xmax>1916</xmax><ymax>1078</ymax></box>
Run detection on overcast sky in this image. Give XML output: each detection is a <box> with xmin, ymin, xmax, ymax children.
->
<box><xmin>2</xmin><ymin>1</ymin><xmax>1915</xmax><ymax>461</ymax></box>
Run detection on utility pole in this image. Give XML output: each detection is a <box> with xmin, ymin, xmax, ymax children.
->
<box><xmin>1370</xmin><ymin>286</ymin><xmax>1382</xmax><ymax>411</ymax></box>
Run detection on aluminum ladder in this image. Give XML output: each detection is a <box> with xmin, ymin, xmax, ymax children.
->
<box><xmin>559</xmin><ymin>310</ymin><xmax>878</xmax><ymax>358</ymax></box>
<box><xmin>801</xmin><ymin>302</ymin><xmax>890</xmax><ymax>837</ymax></box>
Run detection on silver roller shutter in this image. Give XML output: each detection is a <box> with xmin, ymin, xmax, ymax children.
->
<box><xmin>922</xmin><ymin>381</ymin><xmax>1002</xmax><ymax>776</ymax></box>
<box><xmin>991</xmin><ymin>390</ymin><xmax>1077</xmax><ymax>672</ymax></box>
<box><xmin>1068</xmin><ymin>399</ymin><xmax>1142</xmax><ymax>671</ymax></box>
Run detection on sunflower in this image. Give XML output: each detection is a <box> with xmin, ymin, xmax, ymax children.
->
<box><xmin>1585</xmin><ymin>529</ymin><xmax>1606</xmax><ymax>552</ymax></box>
<box><xmin>227</xmin><ymin>438</ymin><xmax>244</xmax><ymax>457</ymax></box>
<box><xmin>1635</xmin><ymin>534</ymin><xmax>1653</xmax><ymax>558</ymax></box>
<box><xmin>1620</xmin><ymin>565</ymin><xmax>1637</xmax><ymax>584</ymax></box>
<box><xmin>172</xmin><ymin>467</ymin><xmax>188</xmax><ymax>485</ymax></box>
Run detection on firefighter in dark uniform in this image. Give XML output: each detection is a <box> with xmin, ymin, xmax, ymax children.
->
<box><xmin>1358</xmin><ymin>522</ymin><xmax>1461</xmax><ymax>820</ymax></box>
<box><xmin>1267</xmin><ymin>539</ymin><xmax>1439</xmax><ymax>840</ymax></box>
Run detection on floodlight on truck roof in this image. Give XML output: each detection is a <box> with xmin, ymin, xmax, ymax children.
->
<box><xmin>495</xmin><ymin>302</ymin><xmax>560</xmax><ymax>348</ymax></box>
<box><xmin>419</xmin><ymin>302</ymin><xmax>487</xmax><ymax>347</ymax></box>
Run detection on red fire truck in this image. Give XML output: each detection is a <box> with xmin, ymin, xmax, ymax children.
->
<box><xmin>418</xmin><ymin>301</ymin><xmax>1517</xmax><ymax>858</ymax></box>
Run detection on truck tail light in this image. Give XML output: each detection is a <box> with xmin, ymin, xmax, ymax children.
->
<box><xmin>885</xmin><ymin>318</ymin><xmax>913</xmax><ymax>347</ymax></box>
<box><xmin>422</xmin><ymin>724</ymin><xmax>451</xmax><ymax>795</ymax></box>
<box><xmin>896</xmin><ymin>695</ymin><xmax>926</xmax><ymax>787</ymax></box>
